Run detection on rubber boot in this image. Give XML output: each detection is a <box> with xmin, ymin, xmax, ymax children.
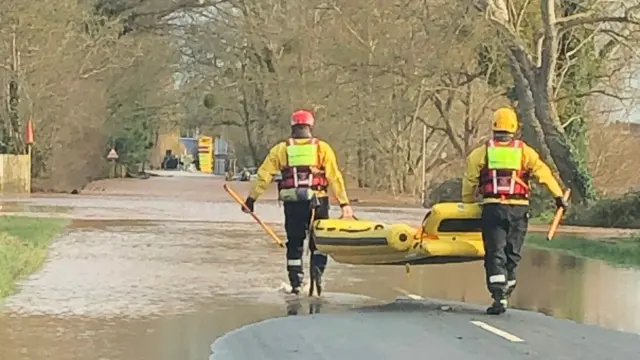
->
<box><xmin>288</xmin><ymin>269</ymin><xmax>303</xmax><ymax>295</ymax></box>
<box><xmin>311</xmin><ymin>264</ymin><xmax>322</xmax><ymax>297</ymax></box>
<box><xmin>308</xmin><ymin>196</ymin><xmax>322</xmax><ymax>297</ymax></box>
<box><xmin>310</xmin><ymin>250</ymin><xmax>328</xmax><ymax>297</ymax></box>
<box><xmin>486</xmin><ymin>297</ymin><xmax>508</xmax><ymax>315</ymax></box>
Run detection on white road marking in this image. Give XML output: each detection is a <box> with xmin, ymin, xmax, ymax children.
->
<box><xmin>470</xmin><ymin>320</ymin><xmax>525</xmax><ymax>342</ymax></box>
<box><xmin>391</xmin><ymin>289</ymin><xmax>523</xmax><ymax>343</ymax></box>
<box><xmin>393</xmin><ymin>287</ymin><xmax>424</xmax><ymax>300</ymax></box>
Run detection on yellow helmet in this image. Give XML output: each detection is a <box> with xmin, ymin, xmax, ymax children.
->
<box><xmin>492</xmin><ymin>107</ymin><xmax>519</xmax><ymax>133</ymax></box>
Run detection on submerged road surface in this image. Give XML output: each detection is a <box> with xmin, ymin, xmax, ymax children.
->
<box><xmin>1</xmin><ymin>176</ymin><xmax>640</xmax><ymax>359</ymax></box>
<box><xmin>212</xmin><ymin>298</ymin><xmax>640</xmax><ymax>360</ymax></box>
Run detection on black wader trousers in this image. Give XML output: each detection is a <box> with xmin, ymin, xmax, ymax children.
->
<box><xmin>283</xmin><ymin>196</ymin><xmax>329</xmax><ymax>288</ymax></box>
<box><xmin>481</xmin><ymin>203</ymin><xmax>529</xmax><ymax>300</ymax></box>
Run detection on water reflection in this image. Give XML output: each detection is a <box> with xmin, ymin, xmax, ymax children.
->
<box><xmin>2</xmin><ymin>189</ymin><xmax>640</xmax><ymax>360</ymax></box>
<box><xmin>513</xmin><ymin>249</ymin><xmax>586</xmax><ymax>322</ymax></box>
<box><xmin>0</xmin><ymin>301</ymin><xmax>287</xmax><ymax>360</ymax></box>
<box><xmin>357</xmin><ymin>247</ymin><xmax>640</xmax><ymax>334</ymax></box>
<box><xmin>285</xmin><ymin>300</ymin><xmax>323</xmax><ymax>316</ymax></box>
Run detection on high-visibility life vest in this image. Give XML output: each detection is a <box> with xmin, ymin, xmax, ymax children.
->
<box><xmin>479</xmin><ymin>139</ymin><xmax>530</xmax><ymax>199</ymax></box>
<box><xmin>278</xmin><ymin>138</ymin><xmax>328</xmax><ymax>197</ymax></box>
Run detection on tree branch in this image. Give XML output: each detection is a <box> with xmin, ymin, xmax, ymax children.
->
<box><xmin>515</xmin><ymin>0</ymin><xmax>533</xmax><ymax>32</ymax></box>
<box><xmin>555</xmin><ymin>5</ymin><xmax>640</xmax><ymax>34</ymax></box>
<box><xmin>331</xmin><ymin>5</ymin><xmax>369</xmax><ymax>48</ymax></box>
<box><xmin>473</xmin><ymin>0</ymin><xmax>535</xmax><ymax>64</ymax></box>
<box><xmin>430</xmin><ymin>92</ymin><xmax>465</xmax><ymax>156</ymax></box>
<box><xmin>79</xmin><ymin>54</ymin><xmax>140</xmax><ymax>79</ymax></box>
<box><xmin>555</xmin><ymin>89</ymin><xmax>632</xmax><ymax>103</ymax></box>
<box><xmin>540</xmin><ymin>0</ymin><xmax>558</xmax><ymax>96</ymax></box>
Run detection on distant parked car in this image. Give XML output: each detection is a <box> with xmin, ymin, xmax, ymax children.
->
<box><xmin>247</xmin><ymin>167</ymin><xmax>258</xmax><ymax>181</ymax></box>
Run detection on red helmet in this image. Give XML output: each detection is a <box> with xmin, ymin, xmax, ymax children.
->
<box><xmin>290</xmin><ymin>110</ymin><xmax>315</xmax><ymax>126</ymax></box>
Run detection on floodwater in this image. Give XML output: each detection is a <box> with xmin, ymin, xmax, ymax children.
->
<box><xmin>1</xmin><ymin>177</ymin><xmax>640</xmax><ymax>360</ymax></box>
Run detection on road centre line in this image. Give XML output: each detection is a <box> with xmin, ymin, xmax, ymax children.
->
<box><xmin>392</xmin><ymin>288</ymin><xmax>524</xmax><ymax>343</ymax></box>
<box><xmin>470</xmin><ymin>320</ymin><xmax>525</xmax><ymax>342</ymax></box>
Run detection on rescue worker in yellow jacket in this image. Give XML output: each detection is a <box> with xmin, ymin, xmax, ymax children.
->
<box><xmin>241</xmin><ymin>110</ymin><xmax>354</xmax><ymax>296</ymax></box>
<box><xmin>462</xmin><ymin>107</ymin><xmax>568</xmax><ymax>315</ymax></box>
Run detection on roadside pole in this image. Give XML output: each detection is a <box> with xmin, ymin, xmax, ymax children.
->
<box><xmin>107</xmin><ymin>148</ymin><xmax>119</xmax><ymax>178</ymax></box>
<box><xmin>421</xmin><ymin>123</ymin><xmax>427</xmax><ymax>206</ymax></box>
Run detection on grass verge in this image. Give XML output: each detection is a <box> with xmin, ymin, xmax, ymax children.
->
<box><xmin>526</xmin><ymin>233</ymin><xmax>640</xmax><ymax>268</ymax></box>
<box><xmin>0</xmin><ymin>216</ymin><xmax>68</xmax><ymax>298</ymax></box>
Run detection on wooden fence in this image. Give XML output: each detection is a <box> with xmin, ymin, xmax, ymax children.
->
<box><xmin>0</xmin><ymin>154</ymin><xmax>31</xmax><ymax>193</ymax></box>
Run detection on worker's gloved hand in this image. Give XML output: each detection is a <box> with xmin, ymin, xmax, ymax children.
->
<box><xmin>340</xmin><ymin>204</ymin><xmax>354</xmax><ymax>219</ymax></box>
<box><xmin>554</xmin><ymin>196</ymin><xmax>568</xmax><ymax>211</ymax></box>
<box><xmin>242</xmin><ymin>197</ymin><xmax>255</xmax><ymax>213</ymax></box>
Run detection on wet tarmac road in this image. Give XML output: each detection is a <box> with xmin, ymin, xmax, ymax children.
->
<box><xmin>1</xmin><ymin>177</ymin><xmax>640</xmax><ymax>359</ymax></box>
<box><xmin>212</xmin><ymin>299</ymin><xmax>640</xmax><ymax>360</ymax></box>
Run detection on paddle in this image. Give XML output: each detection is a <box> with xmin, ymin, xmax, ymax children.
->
<box><xmin>547</xmin><ymin>189</ymin><xmax>571</xmax><ymax>241</ymax></box>
<box><xmin>223</xmin><ymin>183</ymin><xmax>284</xmax><ymax>247</ymax></box>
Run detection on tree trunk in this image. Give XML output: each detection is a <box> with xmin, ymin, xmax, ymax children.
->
<box><xmin>530</xmin><ymin>84</ymin><xmax>595</xmax><ymax>204</ymax></box>
<box><xmin>507</xmin><ymin>48</ymin><xmax>595</xmax><ymax>204</ymax></box>
<box><xmin>506</xmin><ymin>53</ymin><xmax>553</xmax><ymax>164</ymax></box>
<box><xmin>555</xmin><ymin>0</ymin><xmax>596</xmax><ymax>197</ymax></box>
<box><xmin>239</xmin><ymin>94</ymin><xmax>259</xmax><ymax>166</ymax></box>
<box><xmin>357</xmin><ymin>139</ymin><xmax>365</xmax><ymax>188</ymax></box>
<box><xmin>476</xmin><ymin>0</ymin><xmax>596</xmax><ymax>204</ymax></box>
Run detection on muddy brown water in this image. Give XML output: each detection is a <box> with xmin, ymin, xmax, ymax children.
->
<box><xmin>1</xmin><ymin>178</ymin><xmax>640</xmax><ymax>359</ymax></box>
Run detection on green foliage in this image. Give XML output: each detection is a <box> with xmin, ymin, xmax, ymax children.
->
<box><xmin>567</xmin><ymin>139</ymin><xmax>598</xmax><ymax>204</ymax></box>
<box><xmin>554</xmin><ymin>0</ymin><xmax>601</xmax><ymax>204</ymax></box>
<box><xmin>203</xmin><ymin>93</ymin><xmax>216</xmax><ymax>109</ymax></box>
<box><xmin>93</xmin><ymin>0</ymin><xmax>131</xmax><ymax>18</ymax></box>
<box><xmin>481</xmin><ymin>0</ymin><xmax>599</xmax><ymax>205</ymax></box>
<box><xmin>530</xmin><ymin>210</ymin><xmax>555</xmax><ymax>224</ymax></box>
<box><xmin>527</xmin><ymin>233</ymin><xmax>640</xmax><ymax>268</ymax></box>
<box><xmin>0</xmin><ymin>216</ymin><xmax>67</xmax><ymax>298</ymax></box>
<box><xmin>528</xmin><ymin>182</ymin><xmax>556</xmax><ymax>217</ymax></box>
<box><xmin>566</xmin><ymin>191</ymin><xmax>640</xmax><ymax>228</ymax></box>
<box><xmin>506</xmin><ymin>87</ymin><xmax>518</xmax><ymax>102</ymax></box>
<box><xmin>108</xmin><ymin>99</ymin><xmax>156</xmax><ymax>166</ymax></box>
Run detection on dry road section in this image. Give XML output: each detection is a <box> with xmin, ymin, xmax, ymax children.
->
<box><xmin>211</xmin><ymin>298</ymin><xmax>640</xmax><ymax>360</ymax></box>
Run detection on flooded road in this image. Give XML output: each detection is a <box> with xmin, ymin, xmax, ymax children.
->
<box><xmin>0</xmin><ymin>218</ymin><xmax>383</xmax><ymax>360</ymax></box>
<box><xmin>1</xmin><ymin>177</ymin><xmax>640</xmax><ymax>359</ymax></box>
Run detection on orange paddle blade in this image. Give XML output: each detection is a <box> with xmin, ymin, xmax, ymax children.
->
<box><xmin>547</xmin><ymin>189</ymin><xmax>571</xmax><ymax>241</ymax></box>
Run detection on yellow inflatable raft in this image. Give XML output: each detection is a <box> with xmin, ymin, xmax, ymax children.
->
<box><xmin>313</xmin><ymin>202</ymin><xmax>485</xmax><ymax>266</ymax></box>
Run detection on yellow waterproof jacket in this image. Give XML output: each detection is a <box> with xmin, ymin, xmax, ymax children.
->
<box><xmin>248</xmin><ymin>138</ymin><xmax>350</xmax><ymax>205</ymax></box>
<box><xmin>462</xmin><ymin>141</ymin><xmax>563</xmax><ymax>205</ymax></box>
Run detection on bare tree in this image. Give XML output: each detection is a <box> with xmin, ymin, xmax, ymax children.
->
<box><xmin>173</xmin><ymin>0</ymin><xmax>514</xmax><ymax>197</ymax></box>
<box><xmin>0</xmin><ymin>0</ymin><xmax>183</xmax><ymax>191</ymax></box>
<box><xmin>471</xmin><ymin>0</ymin><xmax>640</xmax><ymax>203</ymax></box>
